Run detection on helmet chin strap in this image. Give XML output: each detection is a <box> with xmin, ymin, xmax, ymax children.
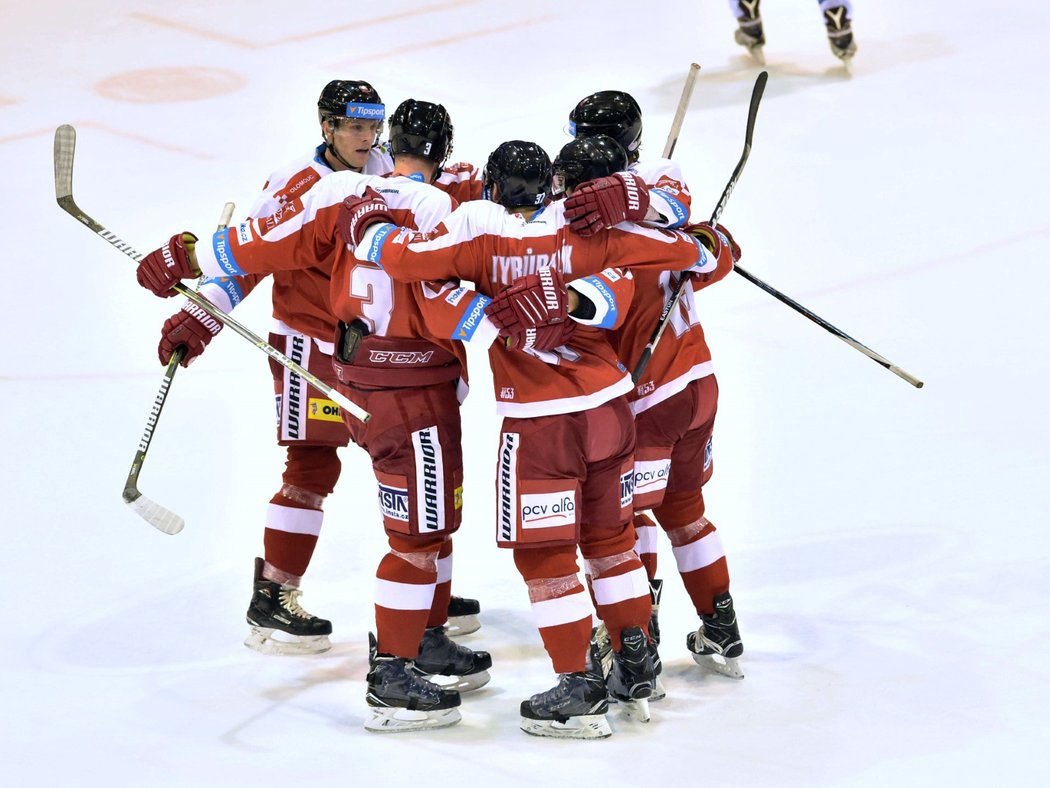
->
<box><xmin>322</xmin><ymin>121</ymin><xmax>364</xmax><ymax>172</ymax></box>
<box><xmin>325</xmin><ymin>137</ymin><xmax>361</xmax><ymax>172</ymax></box>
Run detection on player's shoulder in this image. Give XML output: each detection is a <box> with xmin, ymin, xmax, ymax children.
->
<box><xmin>373</xmin><ymin>173</ymin><xmax>451</xmax><ymax>200</ymax></box>
<box><xmin>631</xmin><ymin>157</ymin><xmax>685</xmax><ymax>184</ymax></box>
<box><xmin>451</xmin><ymin>197</ymin><xmax>507</xmax><ymax>224</ymax></box>
<box><xmin>436</xmin><ymin>161</ymin><xmax>480</xmax><ymax>184</ymax></box>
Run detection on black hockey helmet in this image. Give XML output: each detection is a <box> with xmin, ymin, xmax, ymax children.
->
<box><xmin>482</xmin><ymin>141</ymin><xmax>552</xmax><ymax>210</ymax></box>
<box><xmin>317</xmin><ymin>80</ymin><xmax>385</xmax><ymax>125</ymax></box>
<box><xmin>388</xmin><ymin>99</ymin><xmax>454</xmax><ymax>167</ymax></box>
<box><xmin>552</xmin><ymin>134</ymin><xmax>628</xmax><ymax>196</ymax></box>
<box><xmin>568</xmin><ymin>90</ymin><xmax>643</xmax><ymax>160</ymax></box>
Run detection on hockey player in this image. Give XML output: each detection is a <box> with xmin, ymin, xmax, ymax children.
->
<box><xmin>136</xmin><ymin>99</ymin><xmax>491</xmax><ymax>733</ymax></box>
<box><xmin>563</xmin><ymin>92</ymin><xmax>746</xmax><ymax>682</ymax></box>
<box><xmin>154</xmin><ymin>81</ymin><xmax>479</xmax><ymax>657</ymax></box>
<box><xmin>729</xmin><ymin>0</ymin><xmax>857</xmax><ymax>66</ymax></box>
<box><xmin>337</xmin><ymin>139</ymin><xmax>736</xmax><ymax>738</ymax></box>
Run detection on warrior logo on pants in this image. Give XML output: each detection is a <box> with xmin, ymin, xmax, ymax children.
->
<box><xmin>412</xmin><ymin>426</ymin><xmax>445</xmax><ymax>531</ymax></box>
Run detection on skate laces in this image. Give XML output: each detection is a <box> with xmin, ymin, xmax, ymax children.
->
<box><xmin>278</xmin><ymin>587</ymin><xmax>315</xmax><ymax>620</ymax></box>
<box><xmin>534</xmin><ymin>674</ymin><xmax>576</xmax><ymax>706</ymax></box>
<box><xmin>424</xmin><ymin>628</ymin><xmax>470</xmax><ymax>659</ymax></box>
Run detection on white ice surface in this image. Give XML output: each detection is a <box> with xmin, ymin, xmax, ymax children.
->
<box><xmin>2</xmin><ymin>1</ymin><xmax>1048</xmax><ymax>786</ymax></box>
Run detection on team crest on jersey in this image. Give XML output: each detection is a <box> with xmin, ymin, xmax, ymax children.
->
<box><xmin>703</xmin><ymin>437</ymin><xmax>713</xmax><ymax>472</ymax></box>
<box><xmin>500</xmin><ymin>387</ymin><xmax>515</xmax><ymax>399</ymax></box>
<box><xmin>262</xmin><ymin>199</ymin><xmax>300</xmax><ymax>234</ymax></box>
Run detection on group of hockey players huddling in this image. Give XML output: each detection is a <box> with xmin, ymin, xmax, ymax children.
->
<box><xmin>135</xmin><ymin>78</ymin><xmax>745</xmax><ymax>739</ymax></box>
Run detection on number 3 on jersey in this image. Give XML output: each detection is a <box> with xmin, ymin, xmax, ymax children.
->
<box><xmin>350</xmin><ymin>264</ymin><xmax>395</xmax><ymax>335</ymax></box>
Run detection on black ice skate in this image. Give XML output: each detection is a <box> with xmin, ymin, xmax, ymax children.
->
<box><xmin>648</xmin><ymin>578</ymin><xmax>667</xmax><ymax>701</ymax></box>
<box><xmin>520</xmin><ymin>644</ymin><xmax>612</xmax><ymax>740</ymax></box>
<box><xmin>823</xmin><ymin>5</ymin><xmax>857</xmax><ymax>69</ymax></box>
<box><xmin>445</xmin><ymin>594</ymin><xmax>481</xmax><ymax>637</ymax></box>
<box><xmin>244</xmin><ymin>557</ymin><xmax>332</xmax><ymax>656</ymax></box>
<box><xmin>414</xmin><ymin>626</ymin><xmax>492</xmax><ymax>692</ymax></box>
<box><xmin>686</xmin><ymin>591</ymin><xmax>745</xmax><ymax>679</ymax></box>
<box><xmin>606</xmin><ymin>626</ymin><xmax>656</xmax><ymax>723</ymax></box>
<box><xmin>365</xmin><ymin>633</ymin><xmax>462</xmax><ymax>733</ymax></box>
<box><xmin>733</xmin><ymin>0</ymin><xmax>766</xmax><ymax>65</ymax></box>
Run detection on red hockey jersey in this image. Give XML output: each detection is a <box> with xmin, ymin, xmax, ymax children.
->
<box><xmin>197</xmin><ymin>142</ymin><xmax>395</xmax><ymax>346</ymax></box>
<box><xmin>194</xmin><ymin>170</ymin><xmax>494</xmax><ymax>375</ymax></box>
<box><xmin>354</xmin><ymin>199</ymin><xmax>718</xmax><ymax>418</ymax></box>
<box><xmin>613</xmin><ymin>158</ymin><xmax>732</xmax><ymax>414</ymax></box>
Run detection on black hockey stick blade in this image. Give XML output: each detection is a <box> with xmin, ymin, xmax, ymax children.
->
<box><xmin>709</xmin><ymin>70</ymin><xmax>766</xmax><ymax>227</ymax></box>
<box><xmin>632</xmin><ymin>72</ymin><xmax>768</xmax><ymax>384</ymax></box>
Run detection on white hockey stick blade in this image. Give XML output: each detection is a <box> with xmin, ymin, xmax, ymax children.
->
<box><xmin>124</xmin><ymin>491</ymin><xmax>185</xmax><ymax>535</ymax></box>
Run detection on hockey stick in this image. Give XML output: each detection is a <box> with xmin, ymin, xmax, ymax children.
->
<box><xmin>664</xmin><ymin>63</ymin><xmax>701</xmax><ymax>159</ymax></box>
<box><xmin>123</xmin><ymin>347</ymin><xmax>187</xmax><ymax>534</ymax></box>
<box><xmin>633</xmin><ymin>70</ymin><xmax>768</xmax><ymax>384</ymax></box>
<box><xmin>731</xmin><ymin>266</ymin><xmax>924</xmax><ymax>387</ymax></box>
<box><xmin>120</xmin><ymin>204</ymin><xmax>236</xmax><ymax>534</ymax></box>
<box><xmin>53</xmin><ymin>124</ymin><xmax>371</xmax><ymax>423</ymax></box>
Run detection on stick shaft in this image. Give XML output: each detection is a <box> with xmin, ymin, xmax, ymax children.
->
<box><xmin>732</xmin><ymin>264</ymin><xmax>924</xmax><ymax>387</ymax></box>
<box><xmin>53</xmin><ymin>125</ymin><xmax>371</xmax><ymax>422</ymax></box>
<box><xmin>633</xmin><ymin>72</ymin><xmax>767</xmax><ymax>384</ymax></box>
<box><xmin>663</xmin><ymin>63</ymin><xmax>701</xmax><ymax>159</ymax></box>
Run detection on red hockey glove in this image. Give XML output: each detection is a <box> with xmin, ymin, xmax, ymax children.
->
<box><xmin>564</xmin><ymin>172</ymin><xmax>650</xmax><ymax>237</ymax></box>
<box><xmin>158</xmin><ymin>300</ymin><xmax>224</xmax><ymax>367</ymax></box>
<box><xmin>337</xmin><ymin>187</ymin><xmax>396</xmax><ymax>249</ymax></box>
<box><xmin>688</xmin><ymin>222</ymin><xmax>742</xmax><ymax>263</ymax></box>
<box><xmin>484</xmin><ymin>266</ymin><xmax>569</xmax><ymax>335</ymax></box>
<box><xmin>136</xmin><ymin>233</ymin><xmax>199</xmax><ymax>297</ymax></box>
<box><xmin>506</xmin><ymin>321</ymin><xmax>577</xmax><ymax>353</ymax></box>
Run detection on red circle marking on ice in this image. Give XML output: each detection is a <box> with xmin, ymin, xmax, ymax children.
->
<box><xmin>94</xmin><ymin>68</ymin><xmax>246</xmax><ymax>103</ymax></box>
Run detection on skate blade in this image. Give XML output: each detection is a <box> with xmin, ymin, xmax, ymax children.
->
<box><xmin>444</xmin><ymin>614</ymin><xmax>481</xmax><ymax>637</ymax></box>
<box><xmin>650</xmin><ymin>675</ymin><xmax>667</xmax><ymax>702</ymax></box>
<box><xmin>424</xmin><ymin>669</ymin><xmax>490</xmax><ymax>693</ymax></box>
<box><xmin>519</xmin><ymin>713</ymin><xmax>612</xmax><ymax>740</ymax></box>
<box><xmin>691</xmin><ymin>652</ymin><xmax>745</xmax><ymax>679</ymax></box>
<box><xmin>617</xmin><ymin>697</ymin><xmax>651</xmax><ymax>723</ymax></box>
<box><xmin>365</xmin><ymin>706</ymin><xmax>461</xmax><ymax>733</ymax></box>
<box><xmin>733</xmin><ymin>30</ymin><xmax>766</xmax><ymax>65</ymax></box>
<box><xmin>244</xmin><ymin>627</ymin><xmax>332</xmax><ymax>656</ymax></box>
